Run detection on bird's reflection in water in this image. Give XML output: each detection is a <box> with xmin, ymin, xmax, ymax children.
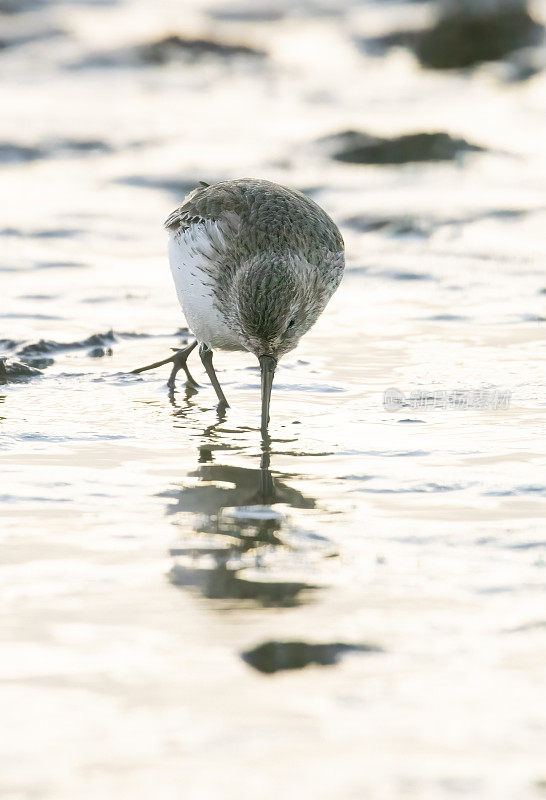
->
<box><xmin>163</xmin><ymin>391</ymin><xmax>331</xmax><ymax>608</ymax></box>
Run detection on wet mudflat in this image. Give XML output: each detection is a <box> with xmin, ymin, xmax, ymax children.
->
<box><xmin>1</xmin><ymin>0</ymin><xmax>545</xmax><ymax>798</ymax></box>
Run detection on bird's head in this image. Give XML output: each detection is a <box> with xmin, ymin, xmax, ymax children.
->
<box><xmin>229</xmin><ymin>253</ymin><xmax>329</xmax><ymax>433</ymax></box>
<box><xmin>233</xmin><ymin>254</ymin><xmax>325</xmax><ymax>360</ymax></box>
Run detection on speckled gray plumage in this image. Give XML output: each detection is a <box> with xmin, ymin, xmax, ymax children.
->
<box><xmin>166</xmin><ymin>178</ymin><xmax>344</xmax><ymax>359</ymax></box>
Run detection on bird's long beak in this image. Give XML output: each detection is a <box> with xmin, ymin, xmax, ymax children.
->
<box><xmin>259</xmin><ymin>355</ymin><xmax>277</xmax><ymax>434</ymax></box>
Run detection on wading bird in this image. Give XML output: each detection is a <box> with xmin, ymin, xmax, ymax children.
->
<box><xmin>132</xmin><ymin>179</ymin><xmax>345</xmax><ymax>433</ymax></box>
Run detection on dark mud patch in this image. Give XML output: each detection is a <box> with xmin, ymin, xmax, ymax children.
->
<box><xmin>426</xmin><ymin>314</ymin><xmax>470</xmax><ymax>322</ymax></box>
<box><xmin>519</xmin><ymin>313</ymin><xmax>546</xmax><ymax>323</ymax></box>
<box><xmin>13</xmin><ymin>329</ymin><xmax>166</xmax><ymax>367</ymax></box>
<box><xmin>376</xmin><ymin>269</ymin><xmax>432</xmax><ymax>281</ymax></box>
<box><xmin>416</xmin><ymin>8</ymin><xmax>543</xmax><ymax>70</ymax></box>
<box><xmin>89</xmin><ymin>347</ymin><xmax>113</xmax><ymax>358</ymax></box>
<box><xmin>318</xmin><ymin>130</ymin><xmax>484</xmax><ymax>164</ymax></box>
<box><xmin>0</xmin><ymin>358</ymin><xmax>42</xmax><ymax>383</ymax></box>
<box><xmin>17</xmin><ymin>331</ymin><xmax>117</xmax><ymax>359</ymax></box>
<box><xmin>345</xmin><ymin>206</ymin><xmax>528</xmax><ymax>243</ymax></box>
<box><xmin>0</xmin><ymin>139</ymin><xmax>112</xmax><ymax>164</ymax></box>
<box><xmin>0</xmin><ymin>339</ymin><xmax>20</xmax><ymax>352</ymax></box>
<box><xmin>359</xmin><ymin>6</ymin><xmax>543</xmax><ymax>70</ymax></box>
<box><xmin>19</xmin><ymin>293</ymin><xmax>58</xmax><ymax>301</ymax></box>
<box><xmin>241</xmin><ymin>640</ymin><xmax>382</xmax><ymax>674</ymax></box>
<box><xmin>51</xmin><ymin>138</ymin><xmax>113</xmax><ymax>155</ymax></box>
<box><xmin>35</xmin><ymin>259</ymin><xmax>85</xmax><ymax>268</ymax></box>
<box><xmin>21</xmin><ymin>356</ymin><xmax>54</xmax><ymax>369</ymax></box>
<box><xmin>139</xmin><ymin>35</ymin><xmax>266</xmax><ymax>64</ymax></box>
<box><xmin>71</xmin><ymin>35</ymin><xmax>266</xmax><ymax>69</ymax></box>
<box><xmin>344</xmin><ymin>214</ymin><xmax>433</xmax><ymax>238</ymax></box>
<box><xmin>13</xmin><ymin>330</ymin><xmax>130</xmax><ymax>370</ymax></box>
<box><xmin>504</xmin><ymin>619</ymin><xmax>546</xmax><ymax>634</ymax></box>
<box><xmin>0</xmin><ymin>143</ymin><xmax>43</xmax><ymax>163</ymax></box>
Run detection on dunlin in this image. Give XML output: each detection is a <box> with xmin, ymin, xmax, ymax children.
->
<box><xmin>133</xmin><ymin>178</ymin><xmax>345</xmax><ymax>433</ymax></box>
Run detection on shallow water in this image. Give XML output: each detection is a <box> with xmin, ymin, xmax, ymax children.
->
<box><xmin>1</xmin><ymin>0</ymin><xmax>546</xmax><ymax>798</ymax></box>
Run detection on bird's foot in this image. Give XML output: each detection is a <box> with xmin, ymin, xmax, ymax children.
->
<box><xmin>131</xmin><ymin>340</ymin><xmax>199</xmax><ymax>388</ymax></box>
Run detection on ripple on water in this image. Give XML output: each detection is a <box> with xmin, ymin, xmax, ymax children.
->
<box><xmin>355</xmin><ymin>481</ymin><xmax>470</xmax><ymax>494</ymax></box>
<box><xmin>484</xmin><ymin>485</ymin><xmax>546</xmax><ymax>497</ymax></box>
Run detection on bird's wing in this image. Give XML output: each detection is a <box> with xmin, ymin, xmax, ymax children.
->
<box><xmin>164</xmin><ymin>182</ymin><xmax>244</xmax><ymax>234</ymax></box>
<box><xmin>164</xmin><ymin>179</ymin><xmax>344</xmax><ymax>268</ymax></box>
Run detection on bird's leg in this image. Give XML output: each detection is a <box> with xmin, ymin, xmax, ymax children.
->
<box><xmin>131</xmin><ymin>340</ymin><xmax>199</xmax><ymax>389</ymax></box>
<box><xmin>199</xmin><ymin>343</ymin><xmax>230</xmax><ymax>407</ymax></box>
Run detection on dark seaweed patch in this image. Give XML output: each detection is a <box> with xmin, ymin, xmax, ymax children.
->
<box><xmin>0</xmin><ymin>143</ymin><xmax>43</xmax><ymax>163</ymax></box>
<box><xmin>88</xmin><ymin>346</ymin><xmax>113</xmax><ymax>358</ymax></box>
<box><xmin>343</xmin><ymin>214</ymin><xmax>432</xmax><ymax>237</ymax></box>
<box><xmin>23</xmin><ymin>356</ymin><xmax>54</xmax><ymax>369</ymax></box>
<box><xmin>32</xmin><ymin>233</ymin><xmax>82</xmax><ymax>241</ymax></box>
<box><xmin>15</xmin><ymin>332</ymin><xmax>119</xmax><ymax>369</ymax></box>
<box><xmin>35</xmin><ymin>260</ymin><xmax>84</xmax><ymax>268</ymax></box>
<box><xmin>0</xmin><ymin>139</ymin><xmax>112</xmax><ymax>165</ymax></box>
<box><xmin>139</xmin><ymin>35</ymin><xmax>266</xmax><ymax>64</ymax></box>
<box><xmin>344</xmin><ymin>207</ymin><xmax>527</xmax><ymax>239</ymax></box>
<box><xmin>17</xmin><ymin>331</ymin><xmax>116</xmax><ymax>358</ymax></box>
<box><xmin>241</xmin><ymin>640</ymin><xmax>382</xmax><ymax>674</ymax></box>
<box><xmin>0</xmin><ymin>339</ymin><xmax>20</xmax><ymax>352</ymax></box>
<box><xmin>71</xmin><ymin>35</ymin><xmax>266</xmax><ymax>69</ymax></box>
<box><xmin>0</xmin><ymin>359</ymin><xmax>42</xmax><ymax>382</ymax></box>
<box><xmin>427</xmin><ymin>314</ymin><xmax>470</xmax><ymax>322</ymax></box>
<box><xmin>359</xmin><ymin>5</ymin><xmax>543</xmax><ymax>70</ymax></box>
<box><xmin>416</xmin><ymin>8</ymin><xmax>543</xmax><ymax>70</ymax></box>
<box><xmin>318</xmin><ymin>130</ymin><xmax>484</xmax><ymax>165</ymax></box>
<box><xmin>52</xmin><ymin>138</ymin><xmax>112</xmax><ymax>153</ymax></box>
<box><xmin>377</xmin><ymin>270</ymin><xmax>432</xmax><ymax>281</ymax></box>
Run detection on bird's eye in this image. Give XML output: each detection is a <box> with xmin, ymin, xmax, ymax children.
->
<box><xmin>287</xmin><ymin>319</ymin><xmax>295</xmax><ymax>330</ymax></box>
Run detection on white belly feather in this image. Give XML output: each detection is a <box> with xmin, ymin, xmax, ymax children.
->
<box><xmin>168</xmin><ymin>220</ymin><xmax>243</xmax><ymax>351</ymax></box>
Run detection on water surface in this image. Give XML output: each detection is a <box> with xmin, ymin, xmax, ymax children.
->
<box><xmin>1</xmin><ymin>0</ymin><xmax>545</xmax><ymax>797</ymax></box>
